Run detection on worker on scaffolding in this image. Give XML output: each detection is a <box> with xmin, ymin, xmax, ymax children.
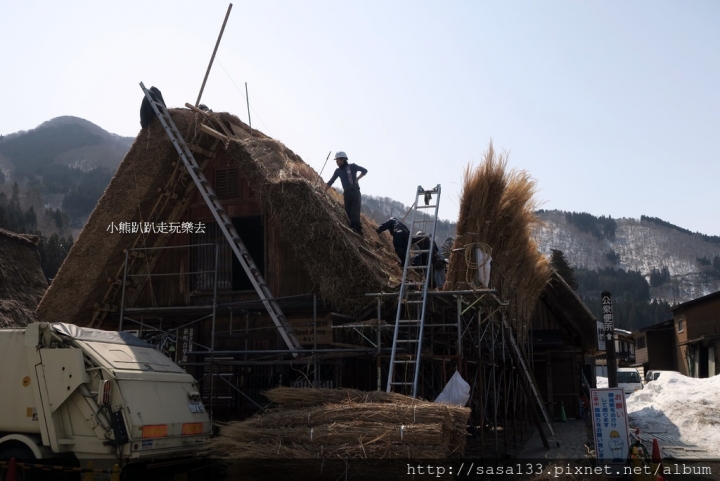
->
<box><xmin>325</xmin><ymin>151</ymin><xmax>367</xmax><ymax>236</ymax></box>
<box><xmin>411</xmin><ymin>231</ymin><xmax>446</xmax><ymax>289</ymax></box>
<box><xmin>376</xmin><ymin>217</ymin><xmax>410</xmax><ymax>266</ymax></box>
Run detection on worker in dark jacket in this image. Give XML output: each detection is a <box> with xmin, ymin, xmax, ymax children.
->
<box><xmin>325</xmin><ymin>151</ymin><xmax>367</xmax><ymax>235</ymax></box>
<box><xmin>140</xmin><ymin>86</ymin><xmax>166</xmax><ymax>128</ymax></box>
<box><xmin>411</xmin><ymin>231</ymin><xmax>442</xmax><ymax>288</ymax></box>
<box><xmin>376</xmin><ymin>217</ymin><xmax>410</xmax><ymax>266</ymax></box>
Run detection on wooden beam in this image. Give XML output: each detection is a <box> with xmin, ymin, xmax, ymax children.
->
<box><xmin>199</xmin><ymin>123</ymin><xmax>229</xmax><ymax>145</ymax></box>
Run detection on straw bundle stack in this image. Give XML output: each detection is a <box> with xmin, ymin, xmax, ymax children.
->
<box><xmin>263</xmin><ymin>386</ymin><xmax>416</xmax><ymax>406</ymax></box>
<box><xmin>444</xmin><ymin>142</ymin><xmax>551</xmax><ymax>325</ymax></box>
<box><xmin>209</xmin><ymin>387</ymin><xmax>470</xmax><ymax>460</ymax></box>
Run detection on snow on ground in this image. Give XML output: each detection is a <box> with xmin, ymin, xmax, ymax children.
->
<box><xmin>597</xmin><ymin>373</ymin><xmax>720</xmax><ymax>452</ymax></box>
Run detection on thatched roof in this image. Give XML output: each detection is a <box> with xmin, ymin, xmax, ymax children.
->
<box><xmin>540</xmin><ymin>270</ymin><xmax>598</xmax><ymax>351</ymax></box>
<box><xmin>0</xmin><ymin>228</ymin><xmax>46</xmax><ymax>327</ymax></box>
<box><xmin>36</xmin><ymin>108</ymin><xmax>401</xmax><ymax>327</ymax></box>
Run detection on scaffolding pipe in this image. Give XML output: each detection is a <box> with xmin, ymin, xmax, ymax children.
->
<box><xmin>210</xmin><ymin>243</ymin><xmax>219</xmax><ymax>427</ymax></box>
<box><xmin>313</xmin><ymin>293</ymin><xmax>317</xmax><ymax>386</ymax></box>
<box><xmin>118</xmin><ymin>250</ymin><xmax>129</xmax><ymax>332</ymax></box>
<box><xmin>377</xmin><ymin>297</ymin><xmax>382</xmax><ymax>391</ymax></box>
<box><xmin>188</xmin><ymin>348</ymin><xmax>392</xmax><ymax>355</ymax></box>
<box><xmin>365</xmin><ymin>289</ymin><xmax>496</xmax><ymax>298</ymax></box>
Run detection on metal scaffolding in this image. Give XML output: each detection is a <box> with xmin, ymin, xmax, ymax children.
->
<box><xmin>113</xmin><ymin>244</ymin><xmax>543</xmax><ymax>456</ymax></box>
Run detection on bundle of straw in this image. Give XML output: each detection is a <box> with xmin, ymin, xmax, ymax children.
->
<box><xmin>214</xmin><ymin>440</ymin><xmax>446</xmax><ymax>460</ymax></box>
<box><xmin>216</xmin><ymin>422</ymin><xmax>444</xmax><ymax>446</ymax></box>
<box><xmin>264</xmin><ymin>386</ymin><xmax>424</xmax><ymax>407</ymax></box>
<box><xmin>444</xmin><ymin>142</ymin><xmax>551</xmax><ymax>328</ymax></box>
<box><xmin>209</xmin><ymin>388</ymin><xmax>471</xmax><ymax>460</ymax></box>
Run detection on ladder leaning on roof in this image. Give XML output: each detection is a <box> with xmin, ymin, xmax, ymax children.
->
<box><xmin>386</xmin><ymin>185</ymin><xmax>441</xmax><ymax>398</ymax></box>
<box><xmin>139</xmin><ymin>82</ymin><xmax>302</xmax><ymax>355</ymax></box>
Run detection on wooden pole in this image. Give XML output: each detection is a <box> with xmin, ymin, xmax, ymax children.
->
<box><xmin>196</xmin><ymin>3</ymin><xmax>233</xmax><ymax>107</ymax></box>
<box><xmin>245</xmin><ymin>82</ymin><xmax>252</xmax><ymax>136</ymax></box>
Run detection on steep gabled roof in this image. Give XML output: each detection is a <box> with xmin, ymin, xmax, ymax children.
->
<box><xmin>539</xmin><ymin>269</ymin><xmax>598</xmax><ymax>350</ymax></box>
<box><xmin>36</xmin><ymin>108</ymin><xmax>401</xmax><ymax>327</ymax></box>
<box><xmin>671</xmin><ymin>289</ymin><xmax>720</xmax><ymax>312</ymax></box>
<box><xmin>0</xmin><ymin>228</ymin><xmax>46</xmax><ymax>327</ymax></box>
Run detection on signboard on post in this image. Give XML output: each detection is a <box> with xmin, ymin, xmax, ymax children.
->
<box><xmin>601</xmin><ymin>292</ymin><xmax>614</xmax><ymax>339</ymax></box>
<box><xmin>590</xmin><ymin>388</ymin><xmax>630</xmax><ymax>472</ymax></box>
<box><xmin>601</xmin><ymin>290</ymin><xmax>617</xmax><ymax>387</ymax></box>
<box><xmin>597</xmin><ymin>321</ymin><xmax>606</xmax><ymax>351</ymax></box>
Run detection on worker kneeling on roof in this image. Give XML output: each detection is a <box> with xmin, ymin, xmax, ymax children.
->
<box><xmin>376</xmin><ymin>217</ymin><xmax>410</xmax><ymax>267</ymax></box>
<box><xmin>325</xmin><ymin>151</ymin><xmax>367</xmax><ymax>236</ymax></box>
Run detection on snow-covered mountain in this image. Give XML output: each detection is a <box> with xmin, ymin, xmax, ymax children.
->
<box><xmin>533</xmin><ymin>210</ymin><xmax>720</xmax><ymax>304</ymax></box>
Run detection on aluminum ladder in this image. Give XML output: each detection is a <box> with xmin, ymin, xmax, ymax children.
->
<box><xmin>139</xmin><ymin>82</ymin><xmax>302</xmax><ymax>354</ymax></box>
<box><xmin>386</xmin><ymin>185</ymin><xmax>441</xmax><ymax>397</ymax></box>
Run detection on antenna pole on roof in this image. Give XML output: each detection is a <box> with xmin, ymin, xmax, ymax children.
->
<box><xmin>195</xmin><ymin>3</ymin><xmax>233</xmax><ymax>107</ymax></box>
<box><xmin>245</xmin><ymin>82</ymin><xmax>252</xmax><ymax>137</ymax></box>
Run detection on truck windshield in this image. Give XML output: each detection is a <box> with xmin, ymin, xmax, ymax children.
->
<box><xmin>618</xmin><ymin>371</ymin><xmax>640</xmax><ymax>383</ymax></box>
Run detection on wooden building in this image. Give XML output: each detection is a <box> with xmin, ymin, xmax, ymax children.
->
<box><xmin>531</xmin><ymin>271</ymin><xmax>598</xmax><ymax>419</ymax></box>
<box><xmin>36</xmin><ymin>108</ymin><xmax>405</xmax><ymax>418</ymax></box>
<box><xmin>33</xmin><ymin>106</ymin><xmax>604</xmax><ymax>460</ymax></box>
<box><xmin>671</xmin><ymin>291</ymin><xmax>720</xmax><ymax>378</ymax></box>
<box><xmin>632</xmin><ymin>319</ymin><xmax>677</xmax><ymax>374</ymax></box>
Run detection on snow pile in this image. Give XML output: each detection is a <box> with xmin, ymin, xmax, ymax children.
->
<box><xmin>596</xmin><ymin>376</ymin><xmax>608</xmax><ymax>388</ymax></box>
<box><xmin>626</xmin><ymin>372</ymin><xmax>720</xmax><ymax>452</ymax></box>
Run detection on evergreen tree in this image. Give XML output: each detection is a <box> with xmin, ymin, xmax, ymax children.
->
<box><xmin>550</xmin><ymin>249</ymin><xmax>578</xmax><ymax>290</ymax></box>
<box><xmin>37</xmin><ymin>233</ymin><xmax>73</xmax><ymax>281</ymax></box>
<box><xmin>0</xmin><ymin>192</ymin><xmax>7</xmax><ymax>229</ymax></box>
<box><xmin>24</xmin><ymin>206</ymin><xmax>37</xmax><ymax>231</ymax></box>
<box><xmin>8</xmin><ymin>182</ymin><xmax>22</xmax><ymax>231</ymax></box>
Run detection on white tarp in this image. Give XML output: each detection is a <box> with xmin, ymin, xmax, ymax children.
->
<box><xmin>434</xmin><ymin>370</ymin><xmax>471</xmax><ymax>406</ymax></box>
<box><xmin>475</xmin><ymin>248</ymin><xmax>492</xmax><ymax>287</ymax></box>
<box><xmin>52</xmin><ymin>323</ymin><xmax>150</xmax><ymax>347</ymax></box>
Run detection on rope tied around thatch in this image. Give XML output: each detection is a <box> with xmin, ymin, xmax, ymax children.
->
<box><xmin>452</xmin><ymin>241</ymin><xmax>492</xmax><ymax>287</ymax></box>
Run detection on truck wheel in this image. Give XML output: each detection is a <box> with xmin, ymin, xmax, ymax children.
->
<box><xmin>0</xmin><ymin>444</ymin><xmax>35</xmax><ymax>481</ymax></box>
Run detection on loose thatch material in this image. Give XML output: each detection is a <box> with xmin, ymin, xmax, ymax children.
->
<box><xmin>232</xmin><ymin>138</ymin><xmax>401</xmax><ymax>313</ymax></box>
<box><xmin>263</xmin><ymin>386</ymin><xmax>417</xmax><ymax>406</ymax></box>
<box><xmin>217</xmin><ymin>421</ymin><xmax>444</xmax><ymax>446</ymax></box>
<box><xmin>444</xmin><ymin>142</ymin><xmax>551</xmax><ymax>326</ymax></box>
<box><xmin>209</xmin><ymin>388</ymin><xmax>471</xmax><ymax>461</ymax></box>
<box><xmin>36</xmin><ymin>108</ymin><xmax>402</xmax><ymax>326</ymax></box>
<box><xmin>0</xmin><ymin>229</ymin><xmax>46</xmax><ymax>327</ymax></box>
<box><xmin>211</xmin><ymin>441</ymin><xmax>446</xmax><ymax>460</ymax></box>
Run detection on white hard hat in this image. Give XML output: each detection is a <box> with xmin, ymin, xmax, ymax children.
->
<box><xmin>335</xmin><ymin>151</ymin><xmax>348</xmax><ymax>160</ymax></box>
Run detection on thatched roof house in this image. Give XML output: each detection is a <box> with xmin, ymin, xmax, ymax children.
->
<box><xmin>0</xmin><ymin>229</ymin><xmax>47</xmax><ymax>327</ymax></box>
<box><xmin>36</xmin><ymin>108</ymin><xmax>401</xmax><ymax>330</ymax></box>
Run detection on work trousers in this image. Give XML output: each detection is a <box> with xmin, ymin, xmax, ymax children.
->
<box><xmin>343</xmin><ymin>188</ymin><xmax>362</xmax><ymax>234</ymax></box>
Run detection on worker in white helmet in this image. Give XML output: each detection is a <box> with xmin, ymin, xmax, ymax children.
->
<box><xmin>325</xmin><ymin>151</ymin><xmax>367</xmax><ymax>236</ymax></box>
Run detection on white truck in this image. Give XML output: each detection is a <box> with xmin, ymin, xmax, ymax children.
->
<box><xmin>0</xmin><ymin>322</ymin><xmax>211</xmax><ymax>473</ymax></box>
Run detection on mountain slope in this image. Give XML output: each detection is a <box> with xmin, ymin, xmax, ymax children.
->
<box><xmin>0</xmin><ymin>116</ymin><xmax>134</xmax><ymax>225</ymax></box>
<box><xmin>533</xmin><ymin>210</ymin><xmax>720</xmax><ymax>304</ymax></box>
<box><xmin>0</xmin><ymin>116</ymin><xmax>133</xmax><ymax>178</ymax></box>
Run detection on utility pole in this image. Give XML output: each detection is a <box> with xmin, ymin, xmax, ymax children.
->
<box><xmin>601</xmin><ymin>291</ymin><xmax>617</xmax><ymax>388</ymax></box>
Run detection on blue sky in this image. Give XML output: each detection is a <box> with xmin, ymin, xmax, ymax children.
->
<box><xmin>2</xmin><ymin>1</ymin><xmax>720</xmax><ymax>235</ymax></box>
